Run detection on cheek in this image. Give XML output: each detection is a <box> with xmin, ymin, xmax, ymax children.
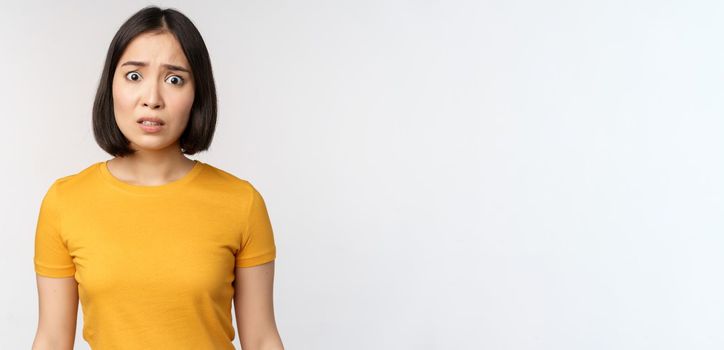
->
<box><xmin>168</xmin><ymin>89</ymin><xmax>195</xmax><ymax>118</ymax></box>
<box><xmin>112</xmin><ymin>82</ymin><xmax>135</xmax><ymax>116</ymax></box>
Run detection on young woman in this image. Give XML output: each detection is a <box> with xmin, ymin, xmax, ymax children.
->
<box><xmin>32</xmin><ymin>6</ymin><xmax>284</xmax><ymax>350</ymax></box>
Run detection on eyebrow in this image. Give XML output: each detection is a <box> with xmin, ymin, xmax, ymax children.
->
<box><xmin>120</xmin><ymin>60</ymin><xmax>190</xmax><ymax>73</ymax></box>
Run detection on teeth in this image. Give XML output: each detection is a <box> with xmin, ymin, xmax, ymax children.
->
<box><xmin>141</xmin><ymin>121</ymin><xmax>160</xmax><ymax>126</ymax></box>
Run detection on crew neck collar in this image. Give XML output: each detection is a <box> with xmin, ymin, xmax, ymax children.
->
<box><xmin>98</xmin><ymin>160</ymin><xmax>205</xmax><ymax>195</ymax></box>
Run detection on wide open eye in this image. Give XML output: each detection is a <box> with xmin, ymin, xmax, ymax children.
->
<box><xmin>125</xmin><ymin>71</ymin><xmax>142</xmax><ymax>81</ymax></box>
<box><xmin>166</xmin><ymin>75</ymin><xmax>184</xmax><ymax>86</ymax></box>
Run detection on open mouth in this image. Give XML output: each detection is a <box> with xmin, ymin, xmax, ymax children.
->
<box><xmin>138</xmin><ymin>122</ymin><xmax>164</xmax><ymax>133</ymax></box>
<box><xmin>138</xmin><ymin>120</ymin><xmax>163</xmax><ymax>126</ymax></box>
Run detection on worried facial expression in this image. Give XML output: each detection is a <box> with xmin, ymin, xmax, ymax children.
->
<box><xmin>112</xmin><ymin>31</ymin><xmax>195</xmax><ymax>152</ymax></box>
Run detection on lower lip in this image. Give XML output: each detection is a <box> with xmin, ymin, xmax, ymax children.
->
<box><xmin>138</xmin><ymin>123</ymin><xmax>163</xmax><ymax>133</ymax></box>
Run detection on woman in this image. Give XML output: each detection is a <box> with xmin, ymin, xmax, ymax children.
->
<box><xmin>32</xmin><ymin>6</ymin><xmax>284</xmax><ymax>350</ymax></box>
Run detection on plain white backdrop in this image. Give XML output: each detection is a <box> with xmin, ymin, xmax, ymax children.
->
<box><xmin>2</xmin><ymin>0</ymin><xmax>723</xmax><ymax>349</ymax></box>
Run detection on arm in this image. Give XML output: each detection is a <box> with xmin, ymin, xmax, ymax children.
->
<box><xmin>32</xmin><ymin>275</ymin><xmax>78</xmax><ymax>350</ymax></box>
<box><xmin>233</xmin><ymin>260</ymin><xmax>284</xmax><ymax>350</ymax></box>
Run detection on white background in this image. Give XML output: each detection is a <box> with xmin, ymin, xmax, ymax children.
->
<box><xmin>2</xmin><ymin>0</ymin><xmax>722</xmax><ymax>349</ymax></box>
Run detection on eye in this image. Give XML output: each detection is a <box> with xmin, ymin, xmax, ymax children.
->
<box><xmin>166</xmin><ymin>75</ymin><xmax>184</xmax><ymax>86</ymax></box>
<box><xmin>125</xmin><ymin>71</ymin><xmax>142</xmax><ymax>81</ymax></box>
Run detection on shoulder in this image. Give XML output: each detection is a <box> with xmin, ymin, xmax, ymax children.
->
<box><xmin>198</xmin><ymin>163</ymin><xmax>271</xmax><ymax>213</ymax></box>
<box><xmin>198</xmin><ymin>162</ymin><xmax>260</xmax><ymax>195</ymax></box>
<box><xmin>46</xmin><ymin>162</ymin><xmax>101</xmax><ymax>195</ymax></box>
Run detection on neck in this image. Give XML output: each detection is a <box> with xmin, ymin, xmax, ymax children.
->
<box><xmin>107</xmin><ymin>146</ymin><xmax>196</xmax><ymax>186</ymax></box>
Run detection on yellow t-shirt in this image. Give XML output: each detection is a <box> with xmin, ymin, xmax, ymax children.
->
<box><xmin>33</xmin><ymin>160</ymin><xmax>277</xmax><ymax>349</ymax></box>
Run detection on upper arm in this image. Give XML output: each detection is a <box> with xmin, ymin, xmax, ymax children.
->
<box><xmin>233</xmin><ymin>261</ymin><xmax>282</xmax><ymax>349</ymax></box>
<box><xmin>33</xmin><ymin>275</ymin><xmax>78</xmax><ymax>349</ymax></box>
<box><xmin>235</xmin><ymin>185</ymin><xmax>276</xmax><ymax>268</ymax></box>
<box><xmin>33</xmin><ymin>180</ymin><xmax>78</xmax><ymax>348</ymax></box>
<box><xmin>233</xmin><ymin>184</ymin><xmax>283</xmax><ymax>348</ymax></box>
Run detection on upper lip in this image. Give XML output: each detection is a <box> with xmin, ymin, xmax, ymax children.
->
<box><xmin>137</xmin><ymin>116</ymin><xmax>165</xmax><ymax>125</ymax></box>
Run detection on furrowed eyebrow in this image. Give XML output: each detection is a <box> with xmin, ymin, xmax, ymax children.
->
<box><xmin>120</xmin><ymin>60</ymin><xmax>190</xmax><ymax>73</ymax></box>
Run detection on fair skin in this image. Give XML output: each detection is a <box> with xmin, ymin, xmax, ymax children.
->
<box><xmin>33</xmin><ymin>30</ymin><xmax>283</xmax><ymax>350</ymax></box>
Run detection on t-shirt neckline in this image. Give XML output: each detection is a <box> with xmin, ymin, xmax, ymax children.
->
<box><xmin>98</xmin><ymin>159</ymin><xmax>204</xmax><ymax>195</ymax></box>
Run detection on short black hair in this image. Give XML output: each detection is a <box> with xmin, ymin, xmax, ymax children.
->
<box><xmin>93</xmin><ymin>6</ymin><xmax>217</xmax><ymax>156</ymax></box>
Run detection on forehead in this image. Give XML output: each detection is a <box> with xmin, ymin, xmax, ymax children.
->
<box><xmin>118</xmin><ymin>31</ymin><xmax>190</xmax><ymax>68</ymax></box>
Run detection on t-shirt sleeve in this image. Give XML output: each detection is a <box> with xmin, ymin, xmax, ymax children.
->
<box><xmin>235</xmin><ymin>185</ymin><xmax>277</xmax><ymax>268</ymax></box>
<box><xmin>34</xmin><ymin>180</ymin><xmax>76</xmax><ymax>278</ymax></box>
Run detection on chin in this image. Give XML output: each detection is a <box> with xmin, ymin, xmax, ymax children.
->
<box><xmin>129</xmin><ymin>141</ymin><xmax>176</xmax><ymax>152</ymax></box>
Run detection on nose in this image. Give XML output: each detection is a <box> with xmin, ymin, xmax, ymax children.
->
<box><xmin>142</xmin><ymin>80</ymin><xmax>164</xmax><ymax>109</ymax></box>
